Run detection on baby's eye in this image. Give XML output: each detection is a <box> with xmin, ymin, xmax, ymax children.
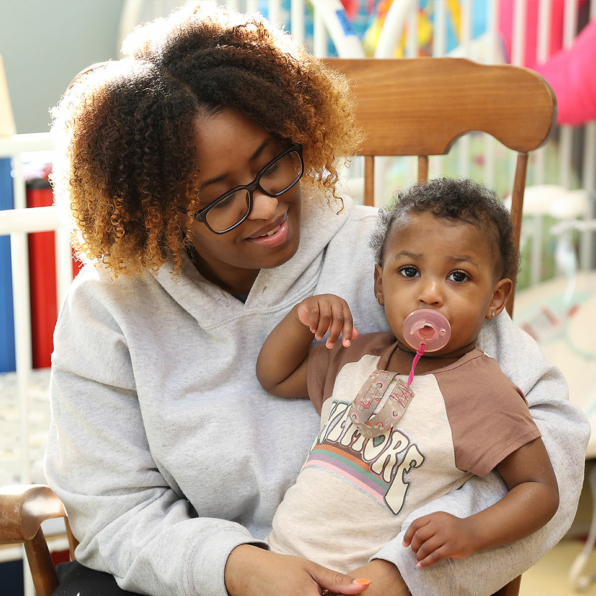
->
<box><xmin>399</xmin><ymin>266</ymin><xmax>420</xmax><ymax>278</ymax></box>
<box><xmin>448</xmin><ymin>270</ymin><xmax>469</xmax><ymax>283</ymax></box>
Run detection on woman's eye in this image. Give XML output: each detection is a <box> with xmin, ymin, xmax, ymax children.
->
<box><xmin>211</xmin><ymin>194</ymin><xmax>235</xmax><ymax>210</ymax></box>
<box><xmin>261</xmin><ymin>161</ymin><xmax>282</xmax><ymax>178</ymax></box>
<box><xmin>448</xmin><ymin>271</ymin><xmax>469</xmax><ymax>283</ymax></box>
<box><xmin>399</xmin><ymin>267</ymin><xmax>419</xmax><ymax>278</ymax></box>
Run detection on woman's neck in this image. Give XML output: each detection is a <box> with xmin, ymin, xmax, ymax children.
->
<box><xmin>188</xmin><ymin>247</ymin><xmax>259</xmax><ymax>296</ymax></box>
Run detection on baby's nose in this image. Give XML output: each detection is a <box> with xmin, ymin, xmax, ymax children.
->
<box><xmin>418</xmin><ymin>280</ymin><xmax>443</xmax><ymax>306</ymax></box>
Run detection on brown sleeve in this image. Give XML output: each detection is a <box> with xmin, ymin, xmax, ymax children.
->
<box><xmin>436</xmin><ymin>352</ymin><xmax>542</xmax><ymax>478</ymax></box>
<box><xmin>306</xmin><ymin>332</ymin><xmax>395</xmax><ymax>413</ymax></box>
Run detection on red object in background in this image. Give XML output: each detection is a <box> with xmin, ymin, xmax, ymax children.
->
<box><xmin>27</xmin><ymin>181</ymin><xmax>81</xmax><ymax>369</ymax></box>
<box><xmin>50</xmin><ymin>549</ymin><xmax>70</xmax><ymax>567</ymax></box>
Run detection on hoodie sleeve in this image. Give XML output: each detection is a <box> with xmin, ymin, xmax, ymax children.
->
<box><xmin>44</xmin><ymin>274</ymin><xmax>267</xmax><ymax>596</ymax></box>
<box><xmin>370</xmin><ymin>313</ymin><xmax>590</xmax><ymax>596</ymax></box>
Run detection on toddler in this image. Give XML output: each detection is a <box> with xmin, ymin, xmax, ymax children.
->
<box><xmin>257</xmin><ymin>178</ymin><xmax>559</xmax><ymax>575</ymax></box>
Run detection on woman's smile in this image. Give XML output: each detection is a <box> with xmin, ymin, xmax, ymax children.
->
<box><xmin>246</xmin><ymin>211</ymin><xmax>289</xmax><ymax>244</ymax></box>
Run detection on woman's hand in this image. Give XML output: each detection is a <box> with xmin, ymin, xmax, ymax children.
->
<box><xmin>296</xmin><ymin>294</ymin><xmax>359</xmax><ymax>349</ymax></box>
<box><xmin>327</xmin><ymin>560</ymin><xmax>410</xmax><ymax>596</ymax></box>
<box><xmin>402</xmin><ymin>512</ymin><xmax>477</xmax><ymax>568</ymax></box>
<box><xmin>225</xmin><ymin>545</ymin><xmax>371</xmax><ymax>596</ymax></box>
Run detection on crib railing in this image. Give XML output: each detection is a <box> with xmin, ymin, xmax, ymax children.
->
<box><xmin>0</xmin><ymin>132</ymin><xmax>73</xmax><ymax>596</ymax></box>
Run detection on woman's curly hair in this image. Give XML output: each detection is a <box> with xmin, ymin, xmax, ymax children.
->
<box><xmin>370</xmin><ymin>178</ymin><xmax>519</xmax><ymax>283</ymax></box>
<box><xmin>51</xmin><ymin>2</ymin><xmax>362</xmax><ymax>276</ymax></box>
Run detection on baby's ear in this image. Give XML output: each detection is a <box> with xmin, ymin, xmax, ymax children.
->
<box><xmin>486</xmin><ymin>278</ymin><xmax>513</xmax><ymax>319</ymax></box>
<box><xmin>374</xmin><ymin>264</ymin><xmax>384</xmax><ymax>306</ymax></box>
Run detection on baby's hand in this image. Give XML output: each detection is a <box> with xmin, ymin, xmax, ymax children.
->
<box><xmin>296</xmin><ymin>294</ymin><xmax>359</xmax><ymax>349</ymax></box>
<box><xmin>402</xmin><ymin>512</ymin><xmax>478</xmax><ymax>568</ymax></box>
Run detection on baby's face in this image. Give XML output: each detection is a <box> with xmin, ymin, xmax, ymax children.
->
<box><xmin>374</xmin><ymin>212</ymin><xmax>509</xmax><ymax>357</ymax></box>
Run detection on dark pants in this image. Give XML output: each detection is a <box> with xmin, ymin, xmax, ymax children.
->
<box><xmin>54</xmin><ymin>561</ymin><xmax>135</xmax><ymax>596</ymax></box>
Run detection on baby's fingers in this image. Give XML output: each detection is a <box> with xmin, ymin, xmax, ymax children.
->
<box><xmin>296</xmin><ymin>301</ymin><xmax>319</xmax><ymax>332</ymax></box>
<box><xmin>326</xmin><ymin>303</ymin><xmax>349</xmax><ymax>348</ymax></box>
<box><xmin>315</xmin><ymin>304</ymin><xmax>332</xmax><ymax>341</ymax></box>
<box><xmin>416</xmin><ymin>544</ymin><xmax>450</xmax><ymax>569</ymax></box>
<box><xmin>340</xmin><ymin>305</ymin><xmax>359</xmax><ymax>347</ymax></box>
<box><xmin>403</xmin><ymin>517</ymin><xmax>431</xmax><ymax>547</ymax></box>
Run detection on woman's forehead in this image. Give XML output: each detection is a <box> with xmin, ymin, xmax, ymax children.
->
<box><xmin>192</xmin><ymin>109</ymin><xmax>276</xmax><ymax>178</ymax></box>
<box><xmin>193</xmin><ymin>110</ymin><xmax>270</xmax><ymax>150</ymax></box>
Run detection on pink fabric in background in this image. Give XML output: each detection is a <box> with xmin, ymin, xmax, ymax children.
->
<box><xmin>498</xmin><ymin>0</ymin><xmax>567</xmax><ymax>67</ymax></box>
<box><xmin>534</xmin><ymin>19</ymin><xmax>596</xmax><ymax>126</ymax></box>
<box><xmin>498</xmin><ymin>0</ymin><xmax>596</xmax><ymax>126</ymax></box>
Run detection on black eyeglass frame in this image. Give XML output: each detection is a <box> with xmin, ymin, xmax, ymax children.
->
<box><xmin>178</xmin><ymin>143</ymin><xmax>304</xmax><ymax>235</ymax></box>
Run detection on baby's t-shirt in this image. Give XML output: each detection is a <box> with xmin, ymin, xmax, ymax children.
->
<box><xmin>267</xmin><ymin>332</ymin><xmax>541</xmax><ymax>573</ymax></box>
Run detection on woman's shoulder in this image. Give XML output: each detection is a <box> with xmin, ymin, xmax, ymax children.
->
<box><xmin>62</xmin><ymin>262</ymin><xmax>160</xmax><ymax>325</ymax></box>
<box><xmin>69</xmin><ymin>262</ymin><xmax>152</xmax><ymax>298</ymax></box>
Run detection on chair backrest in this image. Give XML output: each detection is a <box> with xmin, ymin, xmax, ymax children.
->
<box><xmin>324</xmin><ymin>57</ymin><xmax>557</xmax><ymax>316</ymax></box>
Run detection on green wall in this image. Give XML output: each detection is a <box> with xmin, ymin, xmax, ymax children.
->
<box><xmin>0</xmin><ymin>0</ymin><xmax>123</xmax><ymax>133</ymax></box>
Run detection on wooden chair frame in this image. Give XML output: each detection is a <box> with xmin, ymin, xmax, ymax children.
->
<box><xmin>0</xmin><ymin>485</ymin><xmax>77</xmax><ymax>596</ymax></box>
<box><xmin>324</xmin><ymin>57</ymin><xmax>557</xmax><ymax>315</ymax></box>
<box><xmin>0</xmin><ymin>58</ymin><xmax>556</xmax><ymax>596</ymax></box>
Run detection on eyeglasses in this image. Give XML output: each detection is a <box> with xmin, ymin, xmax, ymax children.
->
<box><xmin>178</xmin><ymin>143</ymin><xmax>304</xmax><ymax>234</ymax></box>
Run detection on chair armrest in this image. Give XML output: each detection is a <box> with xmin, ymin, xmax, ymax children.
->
<box><xmin>0</xmin><ymin>484</ymin><xmax>66</xmax><ymax>544</ymax></box>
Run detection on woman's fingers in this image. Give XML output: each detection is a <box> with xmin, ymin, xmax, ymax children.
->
<box><xmin>309</xmin><ymin>566</ymin><xmax>371</xmax><ymax>595</ymax></box>
<box><xmin>225</xmin><ymin>547</ymin><xmax>369</xmax><ymax>596</ymax></box>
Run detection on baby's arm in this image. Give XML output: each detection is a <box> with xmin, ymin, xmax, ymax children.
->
<box><xmin>403</xmin><ymin>437</ymin><xmax>559</xmax><ymax>568</ymax></box>
<box><xmin>257</xmin><ymin>294</ymin><xmax>358</xmax><ymax>398</ymax></box>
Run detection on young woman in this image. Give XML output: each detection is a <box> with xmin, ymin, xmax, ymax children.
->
<box><xmin>46</xmin><ymin>4</ymin><xmax>589</xmax><ymax>596</ymax></box>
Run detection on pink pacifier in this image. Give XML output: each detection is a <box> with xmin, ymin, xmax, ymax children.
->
<box><xmin>403</xmin><ymin>310</ymin><xmax>451</xmax><ymax>386</ymax></box>
<box><xmin>348</xmin><ymin>309</ymin><xmax>452</xmax><ymax>439</ymax></box>
<box><xmin>403</xmin><ymin>309</ymin><xmax>451</xmax><ymax>353</ymax></box>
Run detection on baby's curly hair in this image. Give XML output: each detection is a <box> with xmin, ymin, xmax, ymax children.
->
<box><xmin>51</xmin><ymin>2</ymin><xmax>361</xmax><ymax>276</ymax></box>
<box><xmin>370</xmin><ymin>178</ymin><xmax>519</xmax><ymax>283</ymax></box>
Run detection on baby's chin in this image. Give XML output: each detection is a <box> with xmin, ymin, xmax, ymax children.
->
<box><xmin>395</xmin><ymin>337</ymin><xmax>475</xmax><ymax>359</ymax></box>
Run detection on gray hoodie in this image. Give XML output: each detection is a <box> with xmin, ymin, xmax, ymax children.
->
<box><xmin>45</xmin><ymin>195</ymin><xmax>589</xmax><ymax>596</ymax></box>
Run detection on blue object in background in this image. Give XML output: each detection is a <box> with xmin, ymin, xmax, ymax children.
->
<box><xmin>0</xmin><ymin>561</ymin><xmax>24</xmax><ymax>596</ymax></box>
<box><xmin>0</xmin><ymin>157</ymin><xmax>16</xmax><ymax>373</ymax></box>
